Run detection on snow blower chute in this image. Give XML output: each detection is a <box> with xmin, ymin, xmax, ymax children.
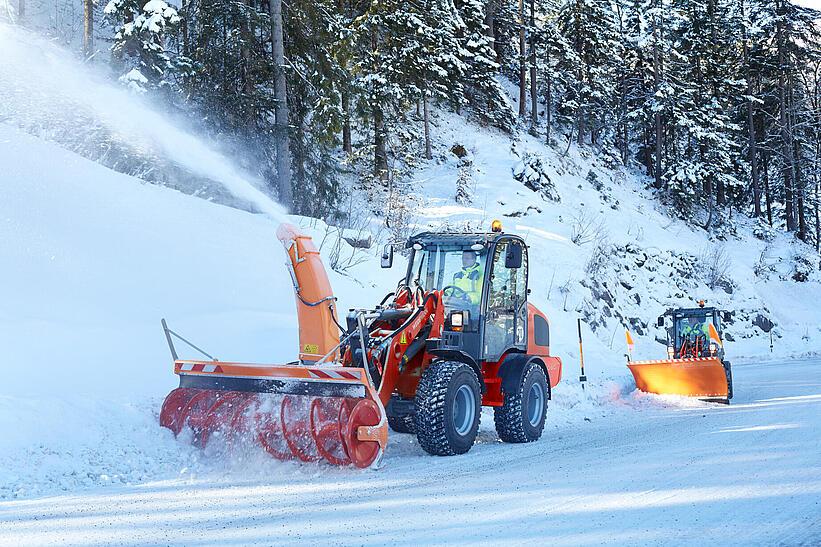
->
<box><xmin>627</xmin><ymin>303</ymin><xmax>733</xmax><ymax>403</ymax></box>
<box><xmin>160</xmin><ymin>221</ymin><xmax>563</xmax><ymax>468</ymax></box>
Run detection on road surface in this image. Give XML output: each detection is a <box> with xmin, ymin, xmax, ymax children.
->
<box><xmin>2</xmin><ymin>359</ymin><xmax>820</xmax><ymax>545</ymax></box>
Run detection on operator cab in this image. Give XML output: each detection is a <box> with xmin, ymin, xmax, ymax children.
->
<box><xmin>396</xmin><ymin>227</ymin><xmax>529</xmax><ymax>364</ymax></box>
<box><xmin>658</xmin><ymin>304</ymin><xmax>730</xmax><ymax>359</ymax></box>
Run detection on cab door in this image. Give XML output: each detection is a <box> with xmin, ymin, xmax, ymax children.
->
<box><xmin>482</xmin><ymin>238</ymin><xmax>528</xmax><ymax>361</ymax></box>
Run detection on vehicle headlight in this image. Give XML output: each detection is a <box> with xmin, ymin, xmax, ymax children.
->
<box><xmin>450</xmin><ymin>310</ymin><xmax>469</xmax><ymax>330</ymax></box>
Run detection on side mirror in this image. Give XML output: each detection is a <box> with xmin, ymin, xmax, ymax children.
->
<box><xmin>505</xmin><ymin>243</ymin><xmax>523</xmax><ymax>269</ymax></box>
<box><xmin>657</xmin><ymin>316</ymin><xmax>665</xmax><ymax>328</ymax></box>
<box><xmin>723</xmin><ymin>311</ymin><xmax>731</xmax><ymax>322</ymax></box>
<box><xmin>381</xmin><ymin>244</ymin><xmax>394</xmax><ymax>269</ymax></box>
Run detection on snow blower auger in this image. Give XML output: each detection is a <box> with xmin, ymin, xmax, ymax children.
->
<box><xmin>628</xmin><ymin>302</ymin><xmax>734</xmax><ymax>403</ymax></box>
<box><xmin>160</xmin><ymin>220</ymin><xmax>563</xmax><ymax>468</ymax></box>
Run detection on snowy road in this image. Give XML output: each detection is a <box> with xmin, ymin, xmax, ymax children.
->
<box><xmin>2</xmin><ymin>359</ymin><xmax>820</xmax><ymax>546</ymax></box>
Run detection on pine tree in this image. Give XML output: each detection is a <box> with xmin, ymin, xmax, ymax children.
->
<box><xmin>455</xmin><ymin>0</ymin><xmax>515</xmax><ymax>130</ymax></box>
<box><xmin>104</xmin><ymin>0</ymin><xmax>184</xmax><ymax>91</ymax></box>
<box><xmin>555</xmin><ymin>0</ymin><xmax>622</xmax><ymax>146</ymax></box>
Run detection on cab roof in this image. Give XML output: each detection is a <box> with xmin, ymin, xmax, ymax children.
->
<box><xmin>668</xmin><ymin>307</ymin><xmax>720</xmax><ymax>317</ymax></box>
<box><xmin>406</xmin><ymin>231</ymin><xmax>518</xmax><ymax>248</ymax></box>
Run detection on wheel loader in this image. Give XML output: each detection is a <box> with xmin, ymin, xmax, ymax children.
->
<box><xmin>159</xmin><ymin>221</ymin><xmax>562</xmax><ymax>468</ymax></box>
<box><xmin>627</xmin><ymin>302</ymin><xmax>733</xmax><ymax>403</ymax></box>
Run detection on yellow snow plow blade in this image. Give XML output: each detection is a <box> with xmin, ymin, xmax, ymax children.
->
<box><xmin>627</xmin><ymin>357</ymin><xmax>731</xmax><ymax>402</ymax></box>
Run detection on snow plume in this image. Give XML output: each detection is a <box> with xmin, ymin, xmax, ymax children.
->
<box><xmin>0</xmin><ymin>22</ymin><xmax>287</xmax><ymax>223</ymax></box>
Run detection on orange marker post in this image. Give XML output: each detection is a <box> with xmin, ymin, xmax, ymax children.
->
<box><xmin>577</xmin><ymin>318</ymin><xmax>587</xmax><ymax>389</ymax></box>
<box><xmin>625</xmin><ymin>329</ymin><xmax>635</xmax><ymax>362</ymax></box>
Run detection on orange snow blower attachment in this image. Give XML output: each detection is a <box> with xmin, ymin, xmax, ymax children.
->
<box><xmin>627</xmin><ymin>304</ymin><xmax>733</xmax><ymax>403</ymax></box>
<box><xmin>159</xmin><ymin>223</ymin><xmax>387</xmax><ymax>468</ymax></box>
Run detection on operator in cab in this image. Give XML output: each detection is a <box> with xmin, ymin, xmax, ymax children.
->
<box><xmin>682</xmin><ymin>316</ymin><xmax>709</xmax><ymax>339</ymax></box>
<box><xmin>453</xmin><ymin>250</ymin><xmax>484</xmax><ymax>306</ymax></box>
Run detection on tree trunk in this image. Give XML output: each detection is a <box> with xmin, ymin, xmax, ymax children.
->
<box><xmin>529</xmin><ymin>0</ymin><xmax>537</xmax><ymax>129</ymax></box>
<box><xmin>83</xmin><ymin>0</ymin><xmax>93</xmax><ymax>59</ymax></box>
<box><xmin>795</xmin><ymin>139</ymin><xmax>807</xmax><ymax>240</ymax></box>
<box><xmin>777</xmin><ymin>1</ymin><xmax>796</xmax><ymax>232</ymax></box>
<box><xmin>518</xmin><ymin>0</ymin><xmax>526</xmax><ymax>118</ymax></box>
<box><xmin>545</xmin><ymin>45</ymin><xmax>552</xmax><ymax>143</ymax></box>
<box><xmin>374</xmin><ymin>105</ymin><xmax>389</xmax><ymax>182</ymax></box>
<box><xmin>181</xmin><ymin>0</ymin><xmax>189</xmax><ymax>58</ymax></box>
<box><xmin>485</xmin><ymin>0</ymin><xmax>502</xmax><ymax>63</ymax></box>
<box><xmin>484</xmin><ymin>0</ymin><xmax>496</xmax><ymax>39</ymax></box>
<box><xmin>423</xmin><ymin>91</ymin><xmax>432</xmax><ymax>160</ymax></box>
<box><xmin>763</xmin><ymin>150</ymin><xmax>773</xmax><ymax>226</ymax></box>
<box><xmin>816</xmin><ymin>176</ymin><xmax>820</xmax><ymax>253</ymax></box>
<box><xmin>484</xmin><ymin>0</ymin><xmax>497</xmax><ymax>57</ymax></box>
<box><xmin>742</xmin><ymin>0</ymin><xmax>760</xmax><ymax>217</ymax></box>
<box><xmin>652</xmin><ymin>13</ymin><xmax>663</xmax><ymax>189</ymax></box>
<box><xmin>575</xmin><ymin>10</ymin><xmax>584</xmax><ymax>145</ymax></box>
<box><xmin>270</xmin><ymin>0</ymin><xmax>293</xmax><ymax>207</ymax></box>
<box><xmin>342</xmin><ymin>91</ymin><xmax>352</xmax><ymax>155</ymax></box>
<box><xmin>241</xmin><ymin>0</ymin><xmax>254</xmax><ymax>131</ymax></box>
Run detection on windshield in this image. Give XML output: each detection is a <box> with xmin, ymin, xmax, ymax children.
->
<box><xmin>408</xmin><ymin>245</ymin><xmax>487</xmax><ymax>291</ymax></box>
<box><xmin>674</xmin><ymin>312</ymin><xmax>716</xmax><ymax>342</ymax></box>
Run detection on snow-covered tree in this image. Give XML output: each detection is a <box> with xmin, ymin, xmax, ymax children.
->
<box><xmin>104</xmin><ymin>0</ymin><xmax>182</xmax><ymax>91</ymax></box>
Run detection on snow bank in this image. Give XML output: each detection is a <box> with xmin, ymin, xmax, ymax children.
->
<box><xmin>0</xmin><ymin>124</ymin><xmax>382</xmax><ymax>498</ymax></box>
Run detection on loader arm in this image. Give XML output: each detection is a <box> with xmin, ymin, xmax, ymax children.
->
<box><xmin>376</xmin><ymin>291</ymin><xmax>445</xmax><ymax>405</ymax></box>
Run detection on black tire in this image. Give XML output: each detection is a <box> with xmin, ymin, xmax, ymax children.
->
<box><xmin>724</xmin><ymin>360</ymin><xmax>734</xmax><ymax>401</ymax></box>
<box><xmin>494</xmin><ymin>361</ymin><xmax>548</xmax><ymax>443</ymax></box>
<box><xmin>414</xmin><ymin>361</ymin><xmax>481</xmax><ymax>456</ymax></box>
<box><xmin>388</xmin><ymin>413</ymin><xmax>416</xmax><ymax>434</ymax></box>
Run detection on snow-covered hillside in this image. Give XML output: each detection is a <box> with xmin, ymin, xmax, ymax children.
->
<box><xmin>396</xmin><ymin>108</ymin><xmax>821</xmax><ymax>366</ymax></box>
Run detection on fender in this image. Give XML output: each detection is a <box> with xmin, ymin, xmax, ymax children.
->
<box><xmin>427</xmin><ymin>346</ymin><xmax>485</xmax><ymax>393</ymax></box>
<box><xmin>497</xmin><ymin>353</ymin><xmax>551</xmax><ymax>400</ymax></box>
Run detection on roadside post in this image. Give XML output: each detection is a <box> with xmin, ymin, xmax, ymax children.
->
<box><xmin>577</xmin><ymin>318</ymin><xmax>587</xmax><ymax>390</ymax></box>
<box><xmin>625</xmin><ymin>329</ymin><xmax>635</xmax><ymax>362</ymax></box>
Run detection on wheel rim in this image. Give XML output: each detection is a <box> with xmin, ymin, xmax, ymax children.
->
<box><xmin>527</xmin><ymin>382</ymin><xmax>545</xmax><ymax>427</ymax></box>
<box><xmin>452</xmin><ymin>384</ymin><xmax>476</xmax><ymax>436</ymax></box>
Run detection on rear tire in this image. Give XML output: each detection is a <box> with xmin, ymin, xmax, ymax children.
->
<box><xmin>414</xmin><ymin>361</ymin><xmax>481</xmax><ymax>456</ymax></box>
<box><xmin>494</xmin><ymin>361</ymin><xmax>548</xmax><ymax>443</ymax></box>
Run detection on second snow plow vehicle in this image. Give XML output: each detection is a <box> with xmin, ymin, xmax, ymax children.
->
<box><xmin>160</xmin><ymin>221</ymin><xmax>562</xmax><ymax>468</ymax></box>
<box><xmin>628</xmin><ymin>303</ymin><xmax>733</xmax><ymax>403</ymax></box>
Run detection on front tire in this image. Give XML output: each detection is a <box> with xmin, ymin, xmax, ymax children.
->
<box><xmin>494</xmin><ymin>361</ymin><xmax>548</xmax><ymax>443</ymax></box>
<box><xmin>414</xmin><ymin>361</ymin><xmax>481</xmax><ymax>456</ymax></box>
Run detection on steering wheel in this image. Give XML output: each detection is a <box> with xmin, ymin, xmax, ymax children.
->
<box><xmin>442</xmin><ymin>285</ymin><xmax>471</xmax><ymax>308</ymax></box>
<box><xmin>442</xmin><ymin>285</ymin><xmax>470</xmax><ymax>301</ymax></box>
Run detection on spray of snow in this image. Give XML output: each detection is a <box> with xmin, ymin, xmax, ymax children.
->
<box><xmin>0</xmin><ymin>22</ymin><xmax>287</xmax><ymax>223</ymax></box>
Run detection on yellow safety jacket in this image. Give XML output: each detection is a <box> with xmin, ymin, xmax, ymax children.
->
<box><xmin>453</xmin><ymin>263</ymin><xmax>483</xmax><ymax>305</ymax></box>
<box><xmin>682</xmin><ymin>323</ymin><xmax>709</xmax><ymax>337</ymax></box>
